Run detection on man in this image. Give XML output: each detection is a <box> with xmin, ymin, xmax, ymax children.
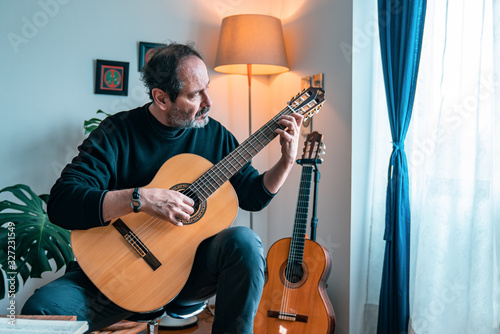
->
<box><xmin>22</xmin><ymin>42</ymin><xmax>302</xmax><ymax>333</ymax></box>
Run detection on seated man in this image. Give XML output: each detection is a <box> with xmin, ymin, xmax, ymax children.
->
<box><xmin>21</xmin><ymin>42</ymin><xmax>302</xmax><ymax>333</ymax></box>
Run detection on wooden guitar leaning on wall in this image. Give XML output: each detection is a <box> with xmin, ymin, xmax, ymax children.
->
<box><xmin>254</xmin><ymin>131</ymin><xmax>335</xmax><ymax>334</ymax></box>
<box><xmin>70</xmin><ymin>87</ymin><xmax>325</xmax><ymax>313</ymax></box>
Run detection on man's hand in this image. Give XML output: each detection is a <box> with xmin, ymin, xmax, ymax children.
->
<box><xmin>263</xmin><ymin>113</ymin><xmax>304</xmax><ymax>194</ymax></box>
<box><xmin>141</xmin><ymin>188</ymin><xmax>195</xmax><ymax>226</ymax></box>
<box><xmin>275</xmin><ymin>113</ymin><xmax>304</xmax><ymax>165</ymax></box>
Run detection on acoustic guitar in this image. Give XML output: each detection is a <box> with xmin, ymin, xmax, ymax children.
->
<box><xmin>71</xmin><ymin>87</ymin><xmax>325</xmax><ymax>313</ymax></box>
<box><xmin>254</xmin><ymin>131</ymin><xmax>335</xmax><ymax>334</ymax></box>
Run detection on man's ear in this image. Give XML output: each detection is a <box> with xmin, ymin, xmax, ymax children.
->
<box><xmin>151</xmin><ymin>88</ymin><xmax>171</xmax><ymax>110</ymax></box>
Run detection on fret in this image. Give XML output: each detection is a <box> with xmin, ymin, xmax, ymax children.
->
<box><xmin>210</xmin><ymin>165</ymin><xmax>226</xmax><ymax>184</ymax></box>
<box><xmin>218</xmin><ymin>161</ymin><xmax>233</xmax><ymax>178</ymax></box>
<box><xmin>234</xmin><ymin>148</ymin><xmax>248</xmax><ymax>164</ymax></box>
<box><xmin>223</xmin><ymin>157</ymin><xmax>239</xmax><ymax>173</ymax></box>
<box><xmin>246</xmin><ymin>140</ymin><xmax>258</xmax><ymax>152</ymax></box>
<box><xmin>204</xmin><ymin>173</ymin><xmax>221</xmax><ymax>191</ymax></box>
<box><xmin>240</xmin><ymin>144</ymin><xmax>253</xmax><ymax>159</ymax></box>
<box><xmin>260</xmin><ymin>127</ymin><xmax>275</xmax><ymax>141</ymax></box>
<box><xmin>253</xmin><ymin>134</ymin><xmax>266</xmax><ymax>147</ymax></box>
<box><xmin>229</xmin><ymin>154</ymin><xmax>245</xmax><ymax>168</ymax></box>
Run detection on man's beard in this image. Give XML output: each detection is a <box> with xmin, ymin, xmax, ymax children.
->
<box><xmin>169</xmin><ymin>106</ymin><xmax>210</xmax><ymax>129</ymax></box>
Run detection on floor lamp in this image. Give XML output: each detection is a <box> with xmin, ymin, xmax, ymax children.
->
<box><xmin>214</xmin><ymin>14</ymin><xmax>289</xmax><ymax>229</ymax></box>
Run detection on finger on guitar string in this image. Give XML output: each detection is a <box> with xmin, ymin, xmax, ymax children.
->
<box><xmin>275</xmin><ymin>113</ymin><xmax>303</xmax><ymax>159</ymax></box>
<box><xmin>275</xmin><ymin>114</ymin><xmax>303</xmax><ymax>139</ymax></box>
<box><xmin>141</xmin><ymin>188</ymin><xmax>194</xmax><ymax>226</ymax></box>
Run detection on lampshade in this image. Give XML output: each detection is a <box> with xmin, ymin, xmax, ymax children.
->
<box><xmin>214</xmin><ymin>14</ymin><xmax>289</xmax><ymax>75</ymax></box>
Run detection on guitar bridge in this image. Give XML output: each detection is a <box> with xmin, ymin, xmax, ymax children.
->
<box><xmin>113</xmin><ymin>219</ymin><xmax>162</xmax><ymax>271</ymax></box>
<box><xmin>267</xmin><ymin>310</ymin><xmax>309</xmax><ymax>323</ymax></box>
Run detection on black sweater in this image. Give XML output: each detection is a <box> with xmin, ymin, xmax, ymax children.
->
<box><xmin>48</xmin><ymin>104</ymin><xmax>274</xmax><ymax>230</ymax></box>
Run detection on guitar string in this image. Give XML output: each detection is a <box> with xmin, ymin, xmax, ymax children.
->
<box><xmin>280</xmin><ymin>165</ymin><xmax>313</xmax><ymax>317</ymax></box>
<box><xmin>281</xmin><ymin>167</ymin><xmax>312</xmax><ymax>316</ymax></box>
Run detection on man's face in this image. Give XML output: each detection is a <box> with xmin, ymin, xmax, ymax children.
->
<box><xmin>166</xmin><ymin>56</ymin><xmax>212</xmax><ymax>128</ymax></box>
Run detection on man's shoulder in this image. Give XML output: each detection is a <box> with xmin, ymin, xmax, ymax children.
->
<box><xmin>106</xmin><ymin>105</ymin><xmax>146</xmax><ymax>124</ymax></box>
<box><xmin>97</xmin><ymin>105</ymin><xmax>148</xmax><ymax>135</ymax></box>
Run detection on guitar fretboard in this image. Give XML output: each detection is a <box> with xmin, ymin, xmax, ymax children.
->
<box><xmin>288</xmin><ymin>165</ymin><xmax>313</xmax><ymax>265</ymax></box>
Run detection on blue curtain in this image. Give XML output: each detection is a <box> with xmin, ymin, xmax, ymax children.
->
<box><xmin>377</xmin><ymin>1</ymin><xmax>427</xmax><ymax>333</ymax></box>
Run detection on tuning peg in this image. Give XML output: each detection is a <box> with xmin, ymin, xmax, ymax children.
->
<box><xmin>318</xmin><ymin>143</ymin><xmax>326</xmax><ymax>156</ymax></box>
<box><xmin>291</xmin><ymin>88</ymin><xmax>306</xmax><ymax>101</ymax></box>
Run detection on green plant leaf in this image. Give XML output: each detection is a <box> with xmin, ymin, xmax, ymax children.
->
<box><xmin>0</xmin><ymin>184</ymin><xmax>73</xmax><ymax>299</ymax></box>
<box><xmin>83</xmin><ymin>109</ymin><xmax>112</xmax><ymax>134</ymax></box>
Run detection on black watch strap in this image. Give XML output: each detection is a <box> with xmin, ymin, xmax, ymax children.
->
<box><xmin>131</xmin><ymin>187</ymin><xmax>142</xmax><ymax>213</ymax></box>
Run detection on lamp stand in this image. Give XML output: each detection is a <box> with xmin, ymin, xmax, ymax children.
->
<box><xmin>247</xmin><ymin>64</ymin><xmax>254</xmax><ymax>230</ymax></box>
<box><xmin>247</xmin><ymin>64</ymin><xmax>252</xmax><ymax>136</ymax></box>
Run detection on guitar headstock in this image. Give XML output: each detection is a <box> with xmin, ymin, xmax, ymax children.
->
<box><xmin>288</xmin><ymin>87</ymin><xmax>325</xmax><ymax>120</ymax></box>
<box><xmin>298</xmin><ymin>131</ymin><xmax>326</xmax><ymax>165</ymax></box>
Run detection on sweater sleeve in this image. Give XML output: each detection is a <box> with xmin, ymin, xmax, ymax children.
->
<box><xmin>211</xmin><ymin>124</ymin><xmax>275</xmax><ymax>212</ymax></box>
<box><xmin>230</xmin><ymin>162</ymin><xmax>275</xmax><ymax>212</ymax></box>
<box><xmin>48</xmin><ymin>125</ymin><xmax>116</xmax><ymax>230</ymax></box>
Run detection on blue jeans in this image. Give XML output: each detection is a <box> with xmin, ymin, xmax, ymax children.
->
<box><xmin>21</xmin><ymin>226</ymin><xmax>265</xmax><ymax>334</ymax></box>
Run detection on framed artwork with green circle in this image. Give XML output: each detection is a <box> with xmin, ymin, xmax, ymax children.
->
<box><xmin>95</xmin><ymin>59</ymin><xmax>129</xmax><ymax>96</ymax></box>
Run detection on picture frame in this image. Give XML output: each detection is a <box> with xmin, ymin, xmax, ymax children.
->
<box><xmin>94</xmin><ymin>59</ymin><xmax>129</xmax><ymax>96</ymax></box>
<box><xmin>138</xmin><ymin>42</ymin><xmax>166</xmax><ymax>71</ymax></box>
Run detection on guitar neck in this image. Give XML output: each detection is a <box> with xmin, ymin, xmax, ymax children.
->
<box><xmin>288</xmin><ymin>165</ymin><xmax>314</xmax><ymax>265</ymax></box>
<box><xmin>190</xmin><ymin>107</ymin><xmax>292</xmax><ymax>201</ymax></box>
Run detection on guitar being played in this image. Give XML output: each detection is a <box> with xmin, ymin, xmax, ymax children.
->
<box><xmin>21</xmin><ymin>42</ymin><xmax>325</xmax><ymax>334</ymax></box>
<box><xmin>254</xmin><ymin>132</ymin><xmax>335</xmax><ymax>334</ymax></box>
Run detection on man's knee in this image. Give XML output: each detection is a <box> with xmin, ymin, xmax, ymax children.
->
<box><xmin>220</xmin><ymin>226</ymin><xmax>265</xmax><ymax>271</ymax></box>
<box><xmin>21</xmin><ymin>293</ymin><xmax>45</xmax><ymax>315</ymax></box>
<box><xmin>21</xmin><ymin>286</ymin><xmax>66</xmax><ymax>316</ymax></box>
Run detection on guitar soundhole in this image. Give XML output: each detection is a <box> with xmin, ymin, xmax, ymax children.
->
<box><xmin>286</xmin><ymin>263</ymin><xmax>304</xmax><ymax>283</ymax></box>
<box><xmin>279</xmin><ymin>261</ymin><xmax>308</xmax><ymax>288</ymax></box>
<box><xmin>170</xmin><ymin>183</ymin><xmax>207</xmax><ymax>225</ymax></box>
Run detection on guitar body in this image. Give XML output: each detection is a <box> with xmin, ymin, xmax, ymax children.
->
<box><xmin>254</xmin><ymin>238</ymin><xmax>335</xmax><ymax>334</ymax></box>
<box><xmin>71</xmin><ymin>153</ymin><xmax>238</xmax><ymax>312</ymax></box>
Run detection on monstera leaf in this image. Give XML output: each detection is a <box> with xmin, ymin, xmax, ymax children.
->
<box><xmin>83</xmin><ymin>109</ymin><xmax>112</xmax><ymax>134</ymax></box>
<box><xmin>0</xmin><ymin>184</ymin><xmax>73</xmax><ymax>300</ymax></box>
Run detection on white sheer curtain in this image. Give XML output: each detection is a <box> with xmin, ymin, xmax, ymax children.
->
<box><xmin>363</xmin><ymin>0</ymin><xmax>500</xmax><ymax>333</ymax></box>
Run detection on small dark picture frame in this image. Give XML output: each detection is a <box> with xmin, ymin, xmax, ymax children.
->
<box><xmin>138</xmin><ymin>42</ymin><xmax>165</xmax><ymax>71</ymax></box>
<box><xmin>95</xmin><ymin>59</ymin><xmax>129</xmax><ymax>96</ymax></box>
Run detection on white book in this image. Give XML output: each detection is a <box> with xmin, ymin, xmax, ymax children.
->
<box><xmin>0</xmin><ymin>317</ymin><xmax>89</xmax><ymax>334</ymax></box>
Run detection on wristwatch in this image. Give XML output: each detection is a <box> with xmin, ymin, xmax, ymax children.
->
<box><xmin>131</xmin><ymin>187</ymin><xmax>142</xmax><ymax>213</ymax></box>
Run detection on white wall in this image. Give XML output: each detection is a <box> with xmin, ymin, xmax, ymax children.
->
<box><xmin>0</xmin><ymin>0</ymin><xmax>353</xmax><ymax>332</ymax></box>
<box><xmin>351</xmin><ymin>0</ymin><xmax>378</xmax><ymax>332</ymax></box>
